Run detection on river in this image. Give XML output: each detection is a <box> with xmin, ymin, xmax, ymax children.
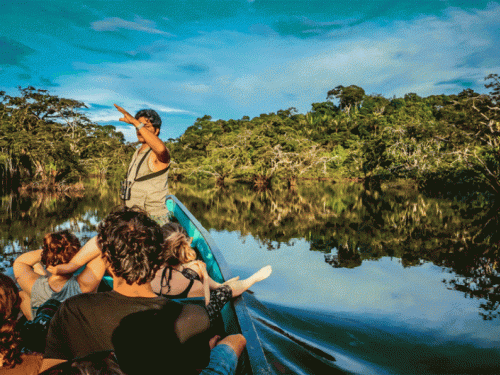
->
<box><xmin>1</xmin><ymin>178</ymin><xmax>499</xmax><ymax>374</ymax></box>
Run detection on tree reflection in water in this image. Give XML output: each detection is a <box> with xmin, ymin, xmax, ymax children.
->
<box><xmin>0</xmin><ymin>178</ymin><xmax>498</xmax><ymax>319</ymax></box>
<box><xmin>0</xmin><ymin>179</ymin><xmax>121</xmax><ymax>262</ymax></box>
<box><xmin>170</xmin><ymin>179</ymin><xmax>499</xmax><ymax>320</ymax></box>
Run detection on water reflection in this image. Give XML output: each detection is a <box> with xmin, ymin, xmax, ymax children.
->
<box><xmin>0</xmin><ymin>179</ymin><xmax>121</xmax><ymax>258</ymax></box>
<box><xmin>169</xmin><ymin>179</ymin><xmax>499</xmax><ymax>321</ymax></box>
<box><xmin>1</xmin><ymin>179</ymin><xmax>499</xmax><ymax>373</ymax></box>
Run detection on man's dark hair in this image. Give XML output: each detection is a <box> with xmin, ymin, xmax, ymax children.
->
<box><xmin>134</xmin><ymin>109</ymin><xmax>162</xmax><ymax>131</ymax></box>
<box><xmin>97</xmin><ymin>206</ymin><xmax>165</xmax><ymax>285</ymax></box>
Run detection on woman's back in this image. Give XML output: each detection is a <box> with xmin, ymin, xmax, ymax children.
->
<box><xmin>13</xmin><ymin>232</ymin><xmax>106</xmax><ymax>321</ymax></box>
<box><xmin>30</xmin><ymin>274</ymin><xmax>82</xmax><ymax>317</ymax></box>
<box><xmin>151</xmin><ymin>265</ymin><xmax>204</xmax><ymax>298</ymax></box>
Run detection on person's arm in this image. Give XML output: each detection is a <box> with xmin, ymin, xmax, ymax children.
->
<box><xmin>39</xmin><ymin>359</ymin><xmax>67</xmax><ymax>373</ymax></box>
<box><xmin>185</xmin><ymin>261</ymin><xmax>211</xmax><ymax>305</ymax></box>
<box><xmin>73</xmin><ymin>236</ymin><xmax>106</xmax><ymax>292</ymax></box>
<box><xmin>199</xmin><ymin>334</ymin><xmax>247</xmax><ymax>375</ymax></box>
<box><xmin>76</xmin><ymin>255</ymin><xmax>106</xmax><ymax>293</ymax></box>
<box><xmin>13</xmin><ymin>249</ymin><xmax>43</xmax><ymax>295</ymax></box>
<box><xmin>215</xmin><ymin>334</ymin><xmax>247</xmax><ymax>359</ymax></box>
<box><xmin>33</xmin><ymin>262</ymin><xmax>48</xmax><ymax>276</ymax></box>
<box><xmin>47</xmin><ymin>236</ymin><xmax>101</xmax><ymax>276</ymax></box>
<box><xmin>114</xmin><ymin>104</ymin><xmax>170</xmax><ymax>170</ymax></box>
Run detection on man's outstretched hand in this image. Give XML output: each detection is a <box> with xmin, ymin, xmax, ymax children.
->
<box><xmin>114</xmin><ymin>104</ymin><xmax>137</xmax><ymax>126</ymax></box>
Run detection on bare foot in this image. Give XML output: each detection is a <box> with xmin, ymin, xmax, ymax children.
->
<box><xmin>250</xmin><ymin>265</ymin><xmax>272</xmax><ymax>283</ymax></box>
<box><xmin>225</xmin><ymin>266</ymin><xmax>273</xmax><ymax>297</ymax></box>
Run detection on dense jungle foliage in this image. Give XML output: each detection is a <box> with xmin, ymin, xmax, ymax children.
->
<box><xmin>169</xmin><ymin>74</ymin><xmax>499</xmax><ymax>199</ymax></box>
<box><xmin>1</xmin><ymin>74</ymin><xmax>498</xmax><ymax>198</ymax></box>
<box><xmin>0</xmin><ymin>87</ymin><xmax>134</xmax><ymax>191</ymax></box>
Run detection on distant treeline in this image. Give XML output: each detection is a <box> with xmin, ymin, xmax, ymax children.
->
<box><xmin>1</xmin><ymin>74</ymin><xmax>499</xmax><ymax>197</ymax></box>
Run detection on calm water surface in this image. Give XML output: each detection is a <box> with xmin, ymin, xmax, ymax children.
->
<box><xmin>1</xmin><ymin>179</ymin><xmax>499</xmax><ymax>374</ymax></box>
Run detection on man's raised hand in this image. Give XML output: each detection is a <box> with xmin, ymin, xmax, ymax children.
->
<box><xmin>114</xmin><ymin>104</ymin><xmax>137</xmax><ymax>126</ymax></box>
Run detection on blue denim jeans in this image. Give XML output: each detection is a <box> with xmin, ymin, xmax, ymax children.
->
<box><xmin>200</xmin><ymin>344</ymin><xmax>238</xmax><ymax>375</ymax></box>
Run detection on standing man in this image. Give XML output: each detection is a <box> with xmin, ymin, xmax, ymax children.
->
<box><xmin>115</xmin><ymin>104</ymin><xmax>171</xmax><ymax>225</ymax></box>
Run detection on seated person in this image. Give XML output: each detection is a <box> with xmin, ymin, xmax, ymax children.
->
<box><xmin>39</xmin><ymin>351</ymin><xmax>125</xmax><ymax>375</ymax></box>
<box><xmin>41</xmin><ymin>206</ymin><xmax>246</xmax><ymax>375</ymax></box>
<box><xmin>40</xmin><ymin>315</ymin><xmax>246</xmax><ymax>375</ymax></box>
<box><xmin>151</xmin><ymin>222</ymin><xmax>272</xmax><ymax>322</ymax></box>
<box><xmin>13</xmin><ymin>230</ymin><xmax>106</xmax><ymax>321</ymax></box>
<box><xmin>0</xmin><ymin>273</ymin><xmax>42</xmax><ymax>374</ymax></box>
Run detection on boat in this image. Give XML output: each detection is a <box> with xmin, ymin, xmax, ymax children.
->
<box><xmin>165</xmin><ymin>194</ymin><xmax>272</xmax><ymax>375</ymax></box>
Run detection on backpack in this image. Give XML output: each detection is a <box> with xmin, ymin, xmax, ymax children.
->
<box><xmin>21</xmin><ymin>298</ymin><xmax>61</xmax><ymax>353</ymax></box>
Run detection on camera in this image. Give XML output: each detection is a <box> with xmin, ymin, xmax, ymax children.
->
<box><xmin>120</xmin><ymin>180</ymin><xmax>132</xmax><ymax>201</ymax></box>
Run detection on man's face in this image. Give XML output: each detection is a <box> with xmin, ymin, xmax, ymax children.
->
<box><xmin>137</xmin><ymin>116</ymin><xmax>159</xmax><ymax>141</ymax></box>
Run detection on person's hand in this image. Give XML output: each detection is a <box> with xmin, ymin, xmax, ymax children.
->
<box><xmin>46</xmin><ymin>265</ymin><xmax>62</xmax><ymax>275</ymax></box>
<box><xmin>114</xmin><ymin>104</ymin><xmax>138</xmax><ymax>126</ymax></box>
<box><xmin>47</xmin><ymin>262</ymin><xmax>80</xmax><ymax>276</ymax></box>
<box><xmin>208</xmin><ymin>335</ymin><xmax>221</xmax><ymax>350</ymax></box>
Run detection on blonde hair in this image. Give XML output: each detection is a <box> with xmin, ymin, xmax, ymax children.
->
<box><xmin>161</xmin><ymin>223</ymin><xmax>197</xmax><ymax>266</ymax></box>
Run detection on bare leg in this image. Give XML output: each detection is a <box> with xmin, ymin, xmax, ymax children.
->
<box><xmin>224</xmin><ymin>265</ymin><xmax>272</xmax><ymax>298</ymax></box>
<box><xmin>19</xmin><ymin>290</ymin><xmax>33</xmax><ymax>321</ymax></box>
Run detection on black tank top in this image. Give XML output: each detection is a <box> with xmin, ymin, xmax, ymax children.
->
<box><xmin>159</xmin><ymin>267</ymin><xmax>201</xmax><ymax>299</ymax></box>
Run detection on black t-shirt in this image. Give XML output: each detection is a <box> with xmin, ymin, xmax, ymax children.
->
<box><xmin>44</xmin><ymin>290</ymin><xmax>211</xmax><ymax>370</ymax></box>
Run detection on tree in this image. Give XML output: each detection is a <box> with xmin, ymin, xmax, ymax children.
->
<box><xmin>0</xmin><ymin>87</ymin><xmax>131</xmax><ymax>188</ymax></box>
<box><xmin>327</xmin><ymin>85</ymin><xmax>366</xmax><ymax>113</ymax></box>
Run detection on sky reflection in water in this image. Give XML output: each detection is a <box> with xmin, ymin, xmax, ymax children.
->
<box><xmin>210</xmin><ymin>230</ymin><xmax>500</xmax><ymax>350</ymax></box>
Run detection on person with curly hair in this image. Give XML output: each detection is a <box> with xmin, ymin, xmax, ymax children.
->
<box><xmin>41</xmin><ymin>206</ymin><xmax>247</xmax><ymax>375</ymax></box>
<box><xmin>0</xmin><ymin>273</ymin><xmax>42</xmax><ymax>374</ymax></box>
<box><xmin>151</xmin><ymin>222</ymin><xmax>272</xmax><ymax>322</ymax></box>
<box><xmin>13</xmin><ymin>230</ymin><xmax>106</xmax><ymax>321</ymax></box>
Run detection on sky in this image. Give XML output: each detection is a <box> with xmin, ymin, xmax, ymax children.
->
<box><xmin>1</xmin><ymin>0</ymin><xmax>499</xmax><ymax>142</ymax></box>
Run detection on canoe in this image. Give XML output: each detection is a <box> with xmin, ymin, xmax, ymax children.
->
<box><xmin>165</xmin><ymin>194</ymin><xmax>271</xmax><ymax>375</ymax></box>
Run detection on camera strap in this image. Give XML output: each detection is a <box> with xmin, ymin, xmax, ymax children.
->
<box><xmin>126</xmin><ymin>148</ymin><xmax>152</xmax><ymax>181</ymax></box>
<box><xmin>135</xmin><ymin>164</ymin><xmax>170</xmax><ymax>182</ymax></box>
<box><xmin>127</xmin><ymin>148</ymin><xmax>170</xmax><ymax>182</ymax></box>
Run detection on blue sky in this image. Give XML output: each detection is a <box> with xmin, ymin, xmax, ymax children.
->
<box><xmin>1</xmin><ymin>1</ymin><xmax>499</xmax><ymax>142</ymax></box>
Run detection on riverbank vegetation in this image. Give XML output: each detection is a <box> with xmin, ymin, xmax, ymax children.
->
<box><xmin>169</xmin><ymin>74</ymin><xmax>499</xmax><ymax>199</ymax></box>
<box><xmin>0</xmin><ymin>87</ymin><xmax>134</xmax><ymax>192</ymax></box>
<box><xmin>1</xmin><ymin>75</ymin><xmax>498</xmax><ymax>198</ymax></box>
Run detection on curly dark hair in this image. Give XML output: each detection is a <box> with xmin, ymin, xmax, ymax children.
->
<box><xmin>134</xmin><ymin>109</ymin><xmax>162</xmax><ymax>132</ymax></box>
<box><xmin>0</xmin><ymin>273</ymin><xmax>22</xmax><ymax>369</ymax></box>
<box><xmin>97</xmin><ymin>206</ymin><xmax>165</xmax><ymax>285</ymax></box>
<box><xmin>41</xmin><ymin>230</ymin><xmax>81</xmax><ymax>267</ymax></box>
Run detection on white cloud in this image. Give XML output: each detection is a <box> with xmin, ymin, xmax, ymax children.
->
<box><xmin>49</xmin><ymin>3</ymin><xmax>500</xmax><ymax>132</ymax></box>
<box><xmin>181</xmin><ymin>83</ymin><xmax>211</xmax><ymax>94</ymax></box>
<box><xmin>91</xmin><ymin>17</ymin><xmax>174</xmax><ymax>36</ymax></box>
